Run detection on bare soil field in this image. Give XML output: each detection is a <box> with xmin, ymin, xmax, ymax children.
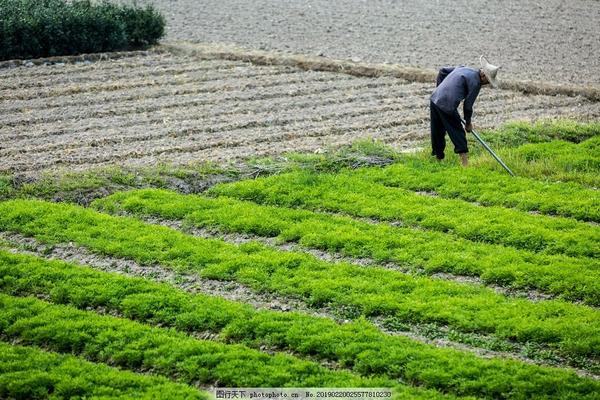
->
<box><xmin>140</xmin><ymin>0</ymin><xmax>600</xmax><ymax>86</ymax></box>
<box><xmin>2</xmin><ymin>47</ymin><xmax>599</xmax><ymax>176</ymax></box>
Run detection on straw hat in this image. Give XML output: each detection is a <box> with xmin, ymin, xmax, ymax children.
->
<box><xmin>480</xmin><ymin>56</ymin><xmax>500</xmax><ymax>88</ymax></box>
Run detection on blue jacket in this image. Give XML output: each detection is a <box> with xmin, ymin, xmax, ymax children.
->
<box><xmin>430</xmin><ymin>66</ymin><xmax>481</xmax><ymax>124</ymax></box>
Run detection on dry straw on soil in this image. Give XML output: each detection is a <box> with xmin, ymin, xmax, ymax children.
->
<box><xmin>2</xmin><ymin>42</ymin><xmax>599</xmax><ymax>176</ymax></box>
<box><xmin>163</xmin><ymin>42</ymin><xmax>600</xmax><ymax>102</ymax></box>
<box><xmin>2</xmin><ymin>40</ymin><xmax>598</xmax><ymax>101</ymax></box>
<box><xmin>0</xmin><ymin>49</ymin><xmax>167</xmax><ymax>69</ymax></box>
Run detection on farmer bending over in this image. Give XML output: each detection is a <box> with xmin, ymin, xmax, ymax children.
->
<box><xmin>430</xmin><ymin>56</ymin><xmax>499</xmax><ymax>166</ymax></box>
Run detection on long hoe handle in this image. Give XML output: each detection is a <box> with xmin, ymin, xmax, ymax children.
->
<box><xmin>462</xmin><ymin>120</ymin><xmax>515</xmax><ymax>177</ymax></box>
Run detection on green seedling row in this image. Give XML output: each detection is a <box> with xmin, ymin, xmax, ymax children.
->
<box><xmin>515</xmin><ymin>136</ymin><xmax>599</xmax><ymax>171</ymax></box>
<box><xmin>477</xmin><ymin>120</ymin><xmax>600</xmax><ymax>148</ymax></box>
<box><xmin>509</xmin><ymin>137</ymin><xmax>600</xmax><ymax>186</ymax></box>
<box><xmin>1</xmin><ymin>250</ymin><xmax>599</xmax><ymax>399</ymax></box>
<box><xmin>208</xmin><ymin>170</ymin><xmax>599</xmax><ymax>258</ymax></box>
<box><xmin>0</xmin><ymin>342</ymin><xmax>207</xmax><ymax>400</ymax></box>
<box><xmin>351</xmin><ymin>157</ymin><xmax>599</xmax><ymax>222</ymax></box>
<box><xmin>0</xmin><ymin>294</ymin><xmax>392</xmax><ymax>389</ymax></box>
<box><xmin>94</xmin><ymin>189</ymin><xmax>599</xmax><ymax>304</ymax></box>
<box><xmin>472</xmin><ymin>134</ymin><xmax>600</xmax><ymax>187</ymax></box>
<box><xmin>0</xmin><ymin>200</ymin><xmax>598</xmax><ymax>361</ymax></box>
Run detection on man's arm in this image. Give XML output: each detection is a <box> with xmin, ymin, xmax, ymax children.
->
<box><xmin>463</xmin><ymin>82</ymin><xmax>481</xmax><ymax>126</ymax></box>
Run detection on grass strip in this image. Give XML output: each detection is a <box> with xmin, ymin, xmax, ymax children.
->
<box><xmin>476</xmin><ymin>120</ymin><xmax>600</xmax><ymax>148</ymax></box>
<box><xmin>0</xmin><ymin>294</ymin><xmax>391</xmax><ymax>389</ymax></box>
<box><xmin>515</xmin><ymin>135</ymin><xmax>599</xmax><ymax>168</ymax></box>
<box><xmin>0</xmin><ymin>161</ymin><xmax>237</xmax><ymax>205</ymax></box>
<box><xmin>208</xmin><ymin>170</ymin><xmax>599</xmax><ymax>259</ymax></box>
<box><xmin>94</xmin><ymin>189</ymin><xmax>599</xmax><ymax>305</ymax></box>
<box><xmin>1</xmin><ymin>251</ymin><xmax>599</xmax><ymax>399</ymax></box>
<box><xmin>351</xmin><ymin>155</ymin><xmax>599</xmax><ymax>222</ymax></box>
<box><xmin>470</xmin><ymin>135</ymin><xmax>600</xmax><ymax>188</ymax></box>
<box><xmin>0</xmin><ymin>200</ymin><xmax>598</xmax><ymax>362</ymax></box>
<box><xmin>0</xmin><ymin>341</ymin><xmax>207</xmax><ymax>399</ymax></box>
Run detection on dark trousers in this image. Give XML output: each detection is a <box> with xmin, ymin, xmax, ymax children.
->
<box><xmin>430</xmin><ymin>101</ymin><xmax>468</xmax><ymax>159</ymax></box>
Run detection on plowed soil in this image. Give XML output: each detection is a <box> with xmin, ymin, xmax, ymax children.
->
<box><xmin>144</xmin><ymin>0</ymin><xmax>600</xmax><ymax>86</ymax></box>
<box><xmin>2</xmin><ymin>50</ymin><xmax>599</xmax><ymax>176</ymax></box>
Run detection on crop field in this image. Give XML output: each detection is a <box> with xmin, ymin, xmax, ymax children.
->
<box><xmin>1</xmin><ymin>46</ymin><xmax>600</xmax><ymax>177</ymax></box>
<box><xmin>1</xmin><ymin>44</ymin><xmax>600</xmax><ymax>399</ymax></box>
<box><xmin>1</xmin><ymin>137</ymin><xmax>600</xmax><ymax>399</ymax></box>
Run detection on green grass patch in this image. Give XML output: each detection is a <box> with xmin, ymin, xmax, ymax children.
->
<box><xmin>0</xmin><ymin>294</ymin><xmax>389</xmax><ymax>389</ymax></box>
<box><xmin>1</xmin><ymin>121</ymin><xmax>597</xmax><ymax>205</ymax></box>
<box><xmin>0</xmin><ymin>119</ymin><xmax>599</xmax><ymax>398</ymax></box>
<box><xmin>0</xmin><ymin>162</ymin><xmax>236</xmax><ymax>205</ymax></box>
<box><xmin>0</xmin><ymin>0</ymin><xmax>165</xmax><ymax>61</ymax></box>
<box><xmin>208</xmin><ymin>170</ymin><xmax>599</xmax><ymax>258</ymax></box>
<box><xmin>0</xmin><ymin>199</ymin><xmax>598</xmax><ymax>361</ymax></box>
<box><xmin>470</xmin><ymin>135</ymin><xmax>600</xmax><ymax>187</ymax></box>
<box><xmin>0</xmin><ymin>175</ymin><xmax>14</xmax><ymax>199</ymax></box>
<box><xmin>0</xmin><ymin>342</ymin><xmax>207</xmax><ymax>399</ymax></box>
<box><xmin>0</xmin><ymin>140</ymin><xmax>396</xmax><ymax>205</ymax></box>
<box><xmin>476</xmin><ymin>119</ymin><xmax>600</xmax><ymax>147</ymax></box>
<box><xmin>1</xmin><ymin>250</ymin><xmax>599</xmax><ymax>399</ymax></box>
<box><xmin>95</xmin><ymin>188</ymin><xmax>599</xmax><ymax>304</ymax></box>
<box><xmin>351</xmin><ymin>156</ymin><xmax>599</xmax><ymax>222</ymax></box>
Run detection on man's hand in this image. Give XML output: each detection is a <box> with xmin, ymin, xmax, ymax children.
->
<box><xmin>465</xmin><ymin>122</ymin><xmax>473</xmax><ymax>132</ymax></box>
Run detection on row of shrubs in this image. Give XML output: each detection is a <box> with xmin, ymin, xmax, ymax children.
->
<box><xmin>0</xmin><ymin>0</ymin><xmax>165</xmax><ymax>61</ymax></box>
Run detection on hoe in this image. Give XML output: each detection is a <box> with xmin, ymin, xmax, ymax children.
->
<box><xmin>461</xmin><ymin>119</ymin><xmax>515</xmax><ymax>176</ymax></box>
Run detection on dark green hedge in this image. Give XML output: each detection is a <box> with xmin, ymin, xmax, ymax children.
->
<box><xmin>0</xmin><ymin>0</ymin><xmax>165</xmax><ymax>61</ymax></box>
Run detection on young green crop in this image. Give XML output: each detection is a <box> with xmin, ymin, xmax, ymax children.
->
<box><xmin>0</xmin><ymin>199</ymin><xmax>599</xmax><ymax>362</ymax></box>
<box><xmin>0</xmin><ymin>294</ymin><xmax>390</xmax><ymax>389</ymax></box>
<box><xmin>470</xmin><ymin>134</ymin><xmax>600</xmax><ymax>187</ymax></box>
<box><xmin>208</xmin><ymin>170</ymin><xmax>599</xmax><ymax>258</ymax></box>
<box><xmin>0</xmin><ymin>176</ymin><xmax>13</xmax><ymax>200</ymax></box>
<box><xmin>0</xmin><ymin>342</ymin><xmax>207</xmax><ymax>399</ymax></box>
<box><xmin>512</xmin><ymin>137</ymin><xmax>600</xmax><ymax>184</ymax></box>
<box><xmin>1</xmin><ymin>251</ymin><xmax>599</xmax><ymax>399</ymax></box>
<box><xmin>0</xmin><ymin>161</ymin><xmax>234</xmax><ymax>204</ymax></box>
<box><xmin>350</xmin><ymin>157</ymin><xmax>599</xmax><ymax>222</ymax></box>
<box><xmin>94</xmin><ymin>188</ymin><xmax>600</xmax><ymax>304</ymax></box>
<box><xmin>476</xmin><ymin>119</ymin><xmax>600</xmax><ymax>148</ymax></box>
<box><xmin>516</xmin><ymin>137</ymin><xmax>599</xmax><ymax>168</ymax></box>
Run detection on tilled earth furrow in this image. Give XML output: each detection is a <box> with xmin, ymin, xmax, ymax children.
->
<box><xmin>2</xmin><ymin>84</ymin><xmax>569</xmax><ymax>149</ymax></box>
<box><xmin>0</xmin><ymin>81</ymin><xmax>424</xmax><ymax>136</ymax></box>
<box><xmin>501</xmin><ymin>102</ymin><xmax>600</xmax><ymax>121</ymax></box>
<box><xmin>0</xmin><ymin>115</ymin><xmax>427</xmax><ymax>174</ymax></box>
<box><xmin>3</xmin><ymin>51</ymin><xmax>599</xmax><ymax>176</ymax></box>
<box><xmin>0</xmin><ymin>53</ymin><xmax>242</xmax><ymax>79</ymax></box>
<box><xmin>0</xmin><ymin>52</ymin><xmax>175</xmax><ymax>78</ymax></box>
<box><xmin>5</xmin><ymin>95</ymin><xmax>597</xmax><ymax>175</ymax></box>
<box><xmin>0</xmin><ymin>59</ymin><xmax>248</xmax><ymax>90</ymax></box>
<box><xmin>0</xmin><ymin>103</ymin><xmax>425</xmax><ymax>158</ymax></box>
<box><xmin>1</xmin><ymin>88</ymin><xmax>428</xmax><ymax>146</ymax></box>
<box><xmin>0</xmin><ymin>65</ymin><xmax>302</xmax><ymax>101</ymax></box>
<box><xmin>20</xmin><ymin>128</ymin><xmax>420</xmax><ymax>175</ymax></box>
<box><xmin>6</xmin><ymin>82</ymin><xmax>523</xmax><ymax>130</ymax></box>
<box><xmin>0</xmin><ymin>69</ymin><xmax>354</xmax><ymax>113</ymax></box>
<box><xmin>0</xmin><ymin>73</ymin><xmax>384</xmax><ymax>115</ymax></box>
<box><xmin>2</xmin><ymin>81</ymin><xmax>580</xmax><ymax>137</ymax></box>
